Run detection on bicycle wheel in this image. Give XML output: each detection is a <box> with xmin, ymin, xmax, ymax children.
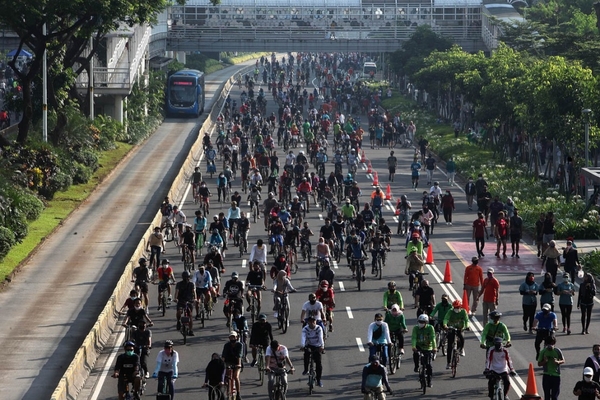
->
<box><xmin>420</xmin><ymin>368</ymin><xmax>427</xmax><ymax>394</ymax></box>
<box><xmin>200</xmin><ymin>303</ymin><xmax>206</xmax><ymax>328</ymax></box>
<box><xmin>451</xmin><ymin>349</ymin><xmax>458</xmax><ymax>378</ymax></box>
<box><xmin>356</xmin><ymin>266</ymin><xmax>362</xmax><ymax>291</ymax></box>
<box><xmin>377</xmin><ymin>257</ymin><xmax>383</xmax><ymax>280</ymax></box>
<box><xmin>274</xmin><ymin>388</ymin><xmax>285</xmax><ymax>400</ymax></box>
<box><xmin>161</xmin><ymin>294</ymin><xmax>166</xmax><ymax>317</ymax></box>
<box><xmin>389</xmin><ymin>344</ymin><xmax>397</xmax><ymax>375</ymax></box>
<box><xmin>182</xmin><ymin>327</ymin><xmax>187</xmax><ymax>345</ymax></box>
<box><xmin>495</xmin><ymin>382</ymin><xmax>503</xmax><ymax>400</ymax></box>
<box><xmin>282</xmin><ymin>304</ymin><xmax>289</xmax><ymax>334</ymax></box>
<box><xmin>440</xmin><ymin>333</ymin><xmax>447</xmax><ymax>356</ymax></box>
<box><xmin>258</xmin><ymin>351</ymin><xmax>265</xmax><ymax>386</ymax></box>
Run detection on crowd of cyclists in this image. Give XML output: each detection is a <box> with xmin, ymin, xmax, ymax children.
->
<box><xmin>110</xmin><ymin>52</ymin><xmax>600</xmax><ymax>400</ymax></box>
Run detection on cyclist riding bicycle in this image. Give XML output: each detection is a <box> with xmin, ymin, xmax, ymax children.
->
<box><xmin>122</xmin><ymin>297</ymin><xmax>153</xmax><ymax>330</ymax></box>
<box><xmin>222</xmin><ymin>332</ymin><xmax>244</xmax><ymax>398</ymax></box>
<box><xmin>370</xmin><ymin>187</ymin><xmax>385</xmax><ymax>218</ymax></box>
<box><xmin>361</xmin><ymin>355</ymin><xmax>393</xmax><ymax>400</ymax></box>
<box><xmin>301</xmin><ymin>316</ymin><xmax>325</xmax><ymax>388</ymax></box>
<box><xmin>112</xmin><ymin>341</ymin><xmax>142</xmax><ymax>400</ymax></box>
<box><xmin>170</xmin><ymin>206</ymin><xmax>187</xmax><ymax>238</ymax></box>
<box><xmin>430</xmin><ymin>294</ymin><xmax>452</xmax><ymax>332</ymax></box>
<box><xmin>132</xmin><ymin>258</ymin><xmax>151</xmax><ymax>308</ymax></box>
<box><xmin>265</xmin><ymin>340</ymin><xmax>295</xmax><ymax>400</ymax></box>
<box><xmin>223</xmin><ymin>272</ymin><xmax>245</xmax><ymax>323</ymax></box>
<box><xmin>480</xmin><ymin>311</ymin><xmax>511</xmax><ymax>350</ymax></box>
<box><xmin>484</xmin><ymin>337</ymin><xmax>516</xmax><ymax>399</ymax></box>
<box><xmin>367</xmin><ymin>313</ymin><xmax>392</xmax><ymax>367</ymax></box>
<box><xmin>179</xmin><ymin>224</ymin><xmax>196</xmax><ymax>266</ymax></box>
<box><xmin>175</xmin><ymin>271</ymin><xmax>196</xmax><ymax>335</ymax></box>
<box><xmin>193</xmin><ymin>264</ymin><xmax>213</xmax><ymax>317</ymax></box>
<box><xmin>315</xmin><ymin>280</ymin><xmax>335</xmax><ymax>332</ymax></box>
<box><xmin>442</xmin><ymin>299</ymin><xmax>469</xmax><ymax>369</ymax></box>
<box><xmin>411</xmin><ymin>314</ymin><xmax>437</xmax><ymax>387</ymax></box>
<box><xmin>156</xmin><ymin>259</ymin><xmax>174</xmax><ymax>306</ymax></box>
<box><xmin>131</xmin><ymin>320</ymin><xmax>151</xmax><ymax>378</ymax></box>
<box><xmin>385</xmin><ymin>304</ymin><xmax>407</xmax><ymax>357</ymax></box>
<box><xmin>383</xmin><ymin>281</ymin><xmax>404</xmax><ymax>311</ymax></box>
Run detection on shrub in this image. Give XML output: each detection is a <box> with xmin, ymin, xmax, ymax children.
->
<box><xmin>39</xmin><ymin>171</ymin><xmax>72</xmax><ymax>200</ymax></box>
<box><xmin>71</xmin><ymin>162</ymin><xmax>93</xmax><ymax>184</ymax></box>
<box><xmin>0</xmin><ymin>226</ymin><xmax>16</xmax><ymax>262</ymax></box>
<box><xmin>13</xmin><ymin>190</ymin><xmax>44</xmax><ymax>221</ymax></box>
<box><xmin>73</xmin><ymin>148</ymin><xmax>99</xmax><ymax>171</ymax></box>
<box><xmin>5</xmin><ymin>207</ymin><xmax>27</xmax><ymax>243</ymax></box>
<box><xmin>92</xmin><ymin>115</ymin><xmax>126</xmax><ymax>149</ymax></box>
<box><xmin>580</xmin><ymin>249</ymin><xmax>600</xmax><ymax>278</ymax></box>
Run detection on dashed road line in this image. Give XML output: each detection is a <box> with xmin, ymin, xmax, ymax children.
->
<box><xmin>242</xmin><ymin>259</ymin><xmax>247</xmax><ymax>268</ymax></box>
<box><xmin>332</xmin><ymin>260</ymin><xmax>339</xmax><ymax>269</ymax></box>
<box><xmin>356</xmin><ymin>337</ymin><xmax>365</xmax><ymax>352</ymax></box>
<box><xmin>338</xmin><ymin>282</ymin><xmax>345</xmax><ymax>291</ymax></box>
<box><xmin>346</xmin><ymin>306</ymin><xmax>354</xmax><ymax>319</ymax></box>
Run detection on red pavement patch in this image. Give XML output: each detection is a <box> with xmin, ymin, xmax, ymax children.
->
<box><xmin>447</xmin><ymin>241</ymin><xmax>542</xmax><ymax>273</ymax></box>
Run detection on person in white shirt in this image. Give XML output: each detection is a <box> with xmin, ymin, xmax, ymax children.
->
<box><xmin>484</xmin><ymin>337</ymin><xmax>516</xmax><ymax>399</ymax></box>
<box><xmin>429</xmin><ymin>182</ymin><xmax>442</xmax><ymax>200</ymax></box>
<box><xmin>300</xmin><ymin>293</ymin><xmax>326</xmax><ymax>323</ymax></box>
<box><xmin>265</xmin><ymin>340</ymin><xmax>295</xmax><ymax>399</ymax></box>
<box><xmin>301</xmin><ymin>316</ymin><xmax>325</xmax><ymax>387</ymax></box>
<box><xmin>170</xmin><ymin>206</ymin><xmax>186</xmax><ymax>237</ymax></box>
<box><xmin>193</xmin><ymin>265</ymin><xmax>213</xmax><ymax>315</ymax></box>
<box><xmin>249</xmin><ymin>239</ymin><xmax>268</xmax><ymax>267</ymax></box>
<box><xmin>339</xmin><ymin>113</ymin><xmax>345</xmax><ymax>124</ymax></box>
<box><xmin>367</xmin><ymin>313</ymin><xmax>392</xmax><ymax>367</ymax></box>
<box><xmin>152</xmin><ymin>340</ymin><xmax>179</xmax><ymax>396</ymax></box>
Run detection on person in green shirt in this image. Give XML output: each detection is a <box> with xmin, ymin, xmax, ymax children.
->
<box><xmin>430</xmin><ymin>294</ymin><xmax>452</xmax><ymax>331</ymax></box>
<box><xmin>537</xmin><ymin>336</ymin><xmax>564</xmax><ymax>400</ymax></box>
<box><xmin>446</xmin><ymin>157</ymin><xmax>456</xmax><ymax>186</ymax></box>
<box><xmin>479</xmin><ymin>311</ymin><xmax>511</xmax><ymax>350</ymax></box>
<box><xmin>442</xmin><ymin>299</ymin><xmax>469</xmax><ymax>369</ymax></box>
<box><xmin>383</xmin><ymin>281</ymin><xmax>404</xmax><ymax>310</ymax></box>
<box><xmin>385</xmin><ymin>304</ymin><xmax>407</xmax><ymax>359</ymax></box>
<box><xmin>411</xmin><ymin>314</ymin><xmax>437</xmax><ymax>387</ymax></box>
<box><xmin>340</xmin><ymin>199</ymin><xmax>356</xmax><ymax>219</ymax></box>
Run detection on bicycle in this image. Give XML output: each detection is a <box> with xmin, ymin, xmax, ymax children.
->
<box><xmin>198</xmin><ymin>195</ymin><xmax>209</xmax><ymax>216</ymax></box>
<box><xmin>305</xmin><ymin>347</ymin><xmax>317</xmax><ymax>395</ymax></box>
<box><xmin>436</xmin><ymin>324</ymin><xmax>448</xmax><ymax>356</ymax></box>
<box><xmin>268</xmin><ymin>367</ymin><xmax>290</xmax><ymax>400</ymax></box>
<box><xmin>351</xmin><ymin>257</ymin><xmax>366</xmax><ymax>291</ymax></box>
<box><xmin>256</xmin><ymin>345</ymin><xmax>266</xmax><ymax>386</ymax></box>
<box><xmin>286</xmin><ymin>245</ymin><xmax>298</xmax><ymax>274</ymax></box>
<box><xmin>179</xmin><ymin>301</ymin><xmax>194</xmax><ymax>344</ymax></box>
<box><xmin>417</xmin><ymin>350</ymin><xmax>430</xmax><ymax>394</ymax></box>
<box><xmin>275</xmin><ymin>291</ymin><xmax>291</xmax><ymax>334</ymax></box>
<box><xmin>372</xmin><ymin>248</ymin><xmax>388</xmax><ymax>280</ymax></box>
<box><xmin>247</xmin><ymin>285</ymin><xmax>264</xmax><ymax>324</ymax></box>
<box><xmin>181</xmin><ymin>244</ymin><xmax>194</xmax><ymax>273</ymax></box>
<box><xmin>410</xmin><ymin>271</ymin><xmax>428</xmax><ymax>300</ymax></box>
<box><xmin>225</xmin><ymin>365</ymin><xmax>238</xmax><ymax>400</ymax></box>
<box><xmin>486</xmin><ymin>370</ymin><xmax>506</xmax><ymax>400</ymax></box>
<box><xmin>237</xmin><ymin>228</ymin><xmax>248</xmax><ymax>257</ymax></box>
<box><xmin>388</xmin><ymin>331</ymin><xmax>405</xmax><ymax>375</ymax></box>
<box><xmin>252</xmin><ymin>201</ymin><xmax>259</xmax><ymax>223</ymax></box>
<box><xmin>112</xmin><ymin>376</ymin><xmax>138</xmax><ymax>400</ymax></box>
<box><xmin>447</xmin><ymin>327</ymin><xmax>461</xmax><ymax>378</ymax></box>
<box><xmin>155</xmin><ymin>281</ymin><xmax>172</xmax><ymax>317</ymax></box>
<box><xmin>204</xmin><ymin>382</ymin><xmax>226</xmax><ymax>400</ymax></box>
<box><xmin>197</xmin><ymin>290</ymin><xmax>214</xmax><ymax>328</ymax></box>
<box><xmin>163</xmin><ymin>221</ymin><xmax>174</xmax><ymax>242</ymax></box>
<box><xmin>300</xmin><ymin>239</ymin><xmax>312</xmax><ymax>263</ymax></box>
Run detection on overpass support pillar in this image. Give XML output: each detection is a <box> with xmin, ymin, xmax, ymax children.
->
<box><xmin>176</xmin><ymin>51</ymin><xmax>186</xmax><ymax>64</ymax></box>
<box><xmin>114</xmin><ymin>95</ymin><xmax>124</xmax><ymax>124</ymax></box>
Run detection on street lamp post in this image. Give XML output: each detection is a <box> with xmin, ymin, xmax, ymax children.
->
<box><xmin>583</xmin><ymin>108</ymin><xmax>592</xmax><ymax>200</ymax></box>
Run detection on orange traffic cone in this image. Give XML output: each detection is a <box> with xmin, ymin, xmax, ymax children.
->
<box><xmin>385</xmin><ymin>184</ymin><xmax>392</xmax><ymax>200</ymax></box>
<box><xmin>367</xmin><ymin>161</ymin><xmax>372</xmax><ymax>174</ymax></box>
<box><xmin>425</xmin><ymin>244</ymin><xmax>433</xmax><ymax>264</ymax></box>
<box><xmin>372</xmin><ymin>172</ymin><xmax>379</xmax><ymax>186</ymax></box>
<box><xmin>462</xmin><ymin>289</ymin><xmax>470</xmax><ymax>315</ymax></box>
<box><xmin>361</xmin><ymin>150</ymin><xmax>366</xmax><ymax>163</ymax></box>
<box><xmin>521</xmin><ymin>363</ymin><xmax>542</xmax><ymax>399</ymax></box>
<box><xmin>443</xmin><ymin>260</ymin><xmax>453</xmax><ymax>283</ymax></box>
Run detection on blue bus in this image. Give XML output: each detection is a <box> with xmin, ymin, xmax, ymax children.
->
<box><xmin>166</xmin><ymin>69</ymin><xmax>205</xmax><ymax>117</ymax></box>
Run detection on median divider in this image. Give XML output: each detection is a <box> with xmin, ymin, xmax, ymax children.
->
<box><xmin>50</xmin><ymin>64</ymin><xmax>253</xmax><ymax>400</ymax></box>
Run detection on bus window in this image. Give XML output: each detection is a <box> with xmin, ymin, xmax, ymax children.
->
<box><xmin>169</xmin><ymin>79</ymin><xmax>196</xmax><ymax>107</ymax></box>
<box><xmin>363</xmin><ymin>62</ymin><xmax>377</xmax><ymax>78</ymax></box>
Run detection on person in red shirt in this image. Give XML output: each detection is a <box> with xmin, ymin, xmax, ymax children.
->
<box><xmin>472</xmin><ymin>212</ymin><xmax>489</xmax><ymax>258</ymax></box>
<box><xmin>315</xmin><ymin>280</ymin><xmax>335</xmax><ymax>332</ymax></box>
<box><xmin>440</xmin><ymin>190</ymin><xmax>455</xmax><ymax>226</ymax></box>
<box><xmin>494</xmin><ymin>211</ymin><xmax>510</xmax><ymax>259</ymax></box>
<box><xmin>477</xmin><ymin>267</ymin><xmax>500</xmax><ymax>324</ymax></box>
<box><xmin>464</xmin><ymin>257</ymin><xmax>484</xmax><ymax>317</ymax></box>
<box><xmin>156</xmin><ymin>259</ymin><xmax>174</xmax><ymax>305</ymax></box>
<box><xmin>297</xmin><ymin>178</ymin><xmax>313</xmax><ymax>213</ymax></box>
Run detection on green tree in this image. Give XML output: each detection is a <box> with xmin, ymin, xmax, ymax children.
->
<box><xmin>0</xmin><ymin>0</ymin><xmax>187</xmax><ymax>144</ymax></box>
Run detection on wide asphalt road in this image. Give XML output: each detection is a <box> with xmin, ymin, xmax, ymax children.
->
<box><xmin>0</xmin><ymin>61</ymin><xmax>257</xmax><ymax>400</ymax></box>
<box><xmin>84</xmin><ymin>68</ymin><xmax>600</xmax><ymax>400</ymax></box>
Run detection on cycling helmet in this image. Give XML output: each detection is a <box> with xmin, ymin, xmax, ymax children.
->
<box><xmin>493</xmin><ymin>337</ymin><xmax>503</xmax><ymax>344</ymax></box>
<box><xmin>387</xmin><ymin>281</ymin><xmax>396</xmax><ymax>288</ymax></box>
<box><xmin>232</xmin><ymin>271</ymin><xmax>239</xmax><ymax>278</ymax></box>
<box><xmin>308</xmin><ymin>293</ymin><xmax>317</xmax><ymax>300</ymax></box>
<box><xmin>258</xmin><ymin>313</ymin><xmax>267</xmax><ymax>320</ymax></box>
<box><xmin>182</xmin><ymin>271</ymin><xmax>190</xmax><ymax>280</ymax></box>
<box><xmin>452</xmin><ymin>299</ymin><xmax>462</xmax><ymax>308</ymax></box>
<box><xmin>124</xmin><ymin>341</ymin><xmax>135</xmax><ymax>348</ymax></box>
<box><xmin>299</xmin><ymin>151</ymin><xmax>304</xmax><ymax>155</ymax></box>
<box><xmin>489</xmin><ymin>311</ymin><xmax>502</xmax><ymax>319</ymax></box>
<box><xmin>417</xmin><ymin>314</ymin><xmax>429</xmax><ymax>323</ymax></box>
<box><xmin>351</xmin><ymin>149</ymin><xmax>356</xmax><ymax>153</ymax></box>
<box><xmin>162</xmin><ymin>259</ymin><xmax>169</xmax><ymax>265</ymax></box>
<box><xmin>164</xmin><ymin>340</ymin><xmax>174</xmax><ymax>347</ymax></box>
<box><xmin>434</xmin><ymin>182</ymin><xmax>439</xmax><ymax>186</ymax></box>
<box><xmin>138</xmin><ymin>257</ymin><xmax>147</xmax><ymax>264</ymax></box>
<box><xmin>347</xmin><ymin>173</ymin><xmax>352</xmax><ymax>178</ymax></box>
<box><xmin>584</xmin><ymin>367</ymin><xmax>594</xmax><ymax>376</ymax></box>
<box><xmin>319</xmin><ymin>280</ymin><xmax>329</xmax><ymax>288</ymax></box>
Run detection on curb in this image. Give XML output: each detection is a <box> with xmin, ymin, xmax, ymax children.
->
<box><xmin>49</xmin><ymin>65</ymin><xmax>252</xmax><ymax>400</ymax></box>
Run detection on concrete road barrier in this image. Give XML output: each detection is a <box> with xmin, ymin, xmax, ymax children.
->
<box><xmin>50</xmin><ymin>65</ymin><xmax>252</xmax><ymax>400</ymax></box>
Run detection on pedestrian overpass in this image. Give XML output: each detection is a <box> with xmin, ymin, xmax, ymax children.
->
<box><xmin>166</xmin><ymin>0</ymin><xmax>488</xmax><ymax>53</ymax></box>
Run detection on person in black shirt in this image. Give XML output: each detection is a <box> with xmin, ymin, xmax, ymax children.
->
<box><xmin>415</xmin><ymin>280</ymin><xmax>436</xmax><ymax>317</ymax></box>
<box><xmin>573</xmin><ymin>367</ymin><xmax>600</xmax><ymax>400</ymax></box>
<box><xmin>180</xmin><ymin>224</ymin><xmax>196</xmax><ymax>266</ymax></box>
<box><xmin>175</xmin><ymin>271</ymin><xmax>196</xmax><ymax>335</ymax></box>
<box><xmin>122</xmin><ymin>297</ymin><xmax>153</xmax><ymax>329</ymax></box>
<box><xmin>132</xmin><ymin>258</ymin><xmax>150</xmax><ymax>308</ymax></box>
<box><xmin>231</xmin><ymin>191</ymin><xmax>242</xmax><ymax>209</ymax></box>
<box><xmin>249</xmin><ymin>314</ymin><xmax>274</xmax><ymax>367</ymax></box>
<box><xmin>378</xmin><ymin>218</ymin><xmax>392</xmax><ymax>246</ymax></box>
<box><xmin>202</xmin><ymin>353</ymin><xmax>227</xmax><ymax>397</ymax></box>
<box><xmin>222</xmin><ymin>332</ymin><xmax>244</xmax><ymax>398</ymax></box>
<box><xmin>112</xmin><ymin>341</ymin><xmax>141</xmax><ymax>400</ymax></box>
<box><xmin>237</xmin><ymin>212</ymin><xmax>250</xmax><ymax>250</ymax></box>
<box><xmin>223</xmin><ymin>272</ymin><xmax>245</xmax><ymax>319</ymax></box>
<box><xmin>270</xmin><ymin>151</ymin><xmax>279</xmax><ymax>175</ymax></box>
<box><xmin>245</xmin><ymin>261</ymin><xmax>265</xmax><ymax>311</ymax></box>
<box><xmin>131</xmin><ymin>320</ymin><xmax>152</xmax><ymax>378</ymax></box>
<box><xmin>204</xmin><ymin>246</ymin><xmax>225</xmax><ymax>271</ymax></box>
<box><xmin>320</xmin><ymin>218</ymin><xmax>336</xmax><ymax>252</ymax></box>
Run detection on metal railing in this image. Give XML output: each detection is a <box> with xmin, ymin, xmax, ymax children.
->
<box><xmin>76</xmin><ymin>67</ymin><xmax>131</xmax><ymax>90</ymax></box>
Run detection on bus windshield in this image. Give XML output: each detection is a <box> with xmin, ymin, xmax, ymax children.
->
<box><xmin>169</xmin><ymin>78</ymin><xmax>197</xmax><ymax>107</ymax></box>
<box><xmin>363</xmin><ymin>63</ymin><xmax>377</xmax><ymax>77</ymax></box>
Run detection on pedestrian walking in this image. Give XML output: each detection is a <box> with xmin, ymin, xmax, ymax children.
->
<box><xmin>465</xmin><ymin>177</ymin><xmax>476</xmax><ymax>210</ymax></box>
<box><xmin>463</xmin><ymin>257</ymin><xmax>483</xmax><ymax>318</ymax></box>
<box><xmin>562</xmin><ymin>239</ymin><xmax>580</xmax><ymax>283</ymax></box>
<box><xmin>446</xmin><ymin>157</ymin><xmax>456</xmax><ymax>186</ymax></box>
<box><xmin>539</xmin><ymin>272</ymin><xmax>557</xmax><ymax>311</ymax></box>
<box><xmin>542</xmin><ymin>240</ymin><xmax>561</xmax><ymax>283</ymax></box>
<box><xmin>477</xmin><ymin>267</ymin><xmax>499</xmax><ymax>325</ymax></box>
<box><xmin>583</xmin><ymin>344</ymin><xmax>600</xmax><ymax>384</ymax></box>
<box><xmin>440</xmin><ymin>190</ymin><xmax>455</xmax><ymax>226</ymax></box>
<box><xmin>556</xmin><ymin>273</ymin><xmax>575</xmax><ymax>334</ymax></box>
<box><xmin>537</xmin><ymin>336</ymin><xmax>564</xmax><ymax>400</ymax></box>
<box><xmin>472</xmin><ymin>212</ymin><xmax>489</xmax><ymax>258</ymax></box>
<box><xmin>519</xmin><ymin>272</ymin><xmax>539</xmax><ymax>333</ymax></box>
<box><xmin>573</xmin><ymin>367</ymin><xmax>600</xmax><ymax>400</ymax></box>
<box><xmin>577</xmin><ymin>273</ymin><xmax>596</xmax><ymax>335</ymax></box>
<box><xmin>509</xmin><ymin>208</ymin><xmax>523</xmax><ymax>258</ymax></box>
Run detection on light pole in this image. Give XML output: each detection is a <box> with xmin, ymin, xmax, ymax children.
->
<box><xmin>582</xmin><ymin>108</ymin><xmax>592</xmax><ymax>200</ymax></box>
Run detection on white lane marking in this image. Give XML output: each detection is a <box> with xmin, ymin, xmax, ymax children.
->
<box><xmin>435</xmin><ymin>167</ymin><xmax>465</xmax><ymax>195</ymax></box>
<box><xmin>356</xmin><ymin>337</ymin><xmax>365</xmax><ymax>352</ymax></box>
<box><xmin>346</xmin><ymin>306</ymin><xmax>354</xmax><ymax>319</ymax></box>
<box><xmin>385</xmin><ymin>204</ymin><xmax>392</xmax><ymax>211</ymax></box>
<box><xmin>338</xmin><ymin>282</ymin><xmax>345</xmax><ymax>291</ymax></box>
<box><xmin>361</xmin><ymin>165</ymin><xmax>366</xmax><ymax>170</ymax></box>
<box><xmin>366</xmin><ymin>174</ymin><xmax>373</xmax><ymax>180</ymax></box>
<box><xmin>393</xmin><ymin>217</ymin><xmax>399</xmax><ymax>223</ymax></box>
<box><xmin>425</xmin><ymin>260</ymin><xmax>525</xmax><ymax>396</ymax></box>
<box><xmin>242</xmin><ymin>259</ymin><xmax>247</xmax><ymax>268</ymax></box>
<box><xmin>90</xmin><ymin>328</ymin><xmax>126</xmax><ymax>400</ymax></box>
<box><xmin>332</xmin><ymin>260</ymin><xmax>339</xmax><ymax>269</ymax></box>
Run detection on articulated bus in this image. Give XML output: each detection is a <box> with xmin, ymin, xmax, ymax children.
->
<box><xmin>363</xmin><ymin>62</ymin><xmax>377</xmax><ymax>79</ymax></box>
<box><xmin>165</xmin><ymin>69</ymin><xmax>205</xmax><ymax>117</ymax></box>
